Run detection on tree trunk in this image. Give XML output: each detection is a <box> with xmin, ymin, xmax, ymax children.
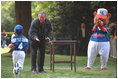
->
<box><xmin>15</xmin><ymin>1</ymin><xmax>31</xmax><ymax>53</ymax></box>
<box><xmin>15</xmin><ymin>1</ymin><xmax>31</xmax><ymax>37</ymax></box>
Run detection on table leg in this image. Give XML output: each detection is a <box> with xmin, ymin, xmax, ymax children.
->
<box><xmin>74</xmin><ymin>43</ymin><xmax>76</xmax><ymax>72</ymax></box>
<box><xmin>52</xmin><ymin>45</ymin><xmax>54</xmax><ymax>72</ymax></box>
<box><xmin>50</xmin><ymin>45</ymin><xmax>52</xmax><ymax>70</ymax></box>
<box><xmin>70</xmin><ymin>44</ymin><xmax>73</xmax><ymax>70</ymax></box>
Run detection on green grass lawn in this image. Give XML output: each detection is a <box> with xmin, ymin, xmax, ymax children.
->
<box><xmin>1</xmin><ymin>47</ymin><xmax>117</xmax><ymax>78</ymax></box>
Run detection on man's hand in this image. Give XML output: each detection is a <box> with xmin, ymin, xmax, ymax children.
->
<box><xmin>46</xmin><ymin>37</ymin><xmax>53</xmax><ymax>44</ymax></box>
<box><xmin>45</xmin><ymin>37</ymin><xmax>51</xmax><ymax>41</ymax></box>
<box><xmin>35</xmin><ymin>37</ymin><xmax>40</xmax><ymax>42</ymax></box>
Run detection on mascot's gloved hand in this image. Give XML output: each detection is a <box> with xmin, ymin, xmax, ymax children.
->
<box><xmin>95</xmin><ymin>18</ymin><xmax>104</xmax><ymax>28</ymax></box>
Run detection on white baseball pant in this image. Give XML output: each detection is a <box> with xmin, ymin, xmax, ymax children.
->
<box><xmin>12</xmin><ymin>51</ymin><xmax>25</xmax><ymax>70</ymax></box>
<box><xmin>87</xmin><ymin>40</ymin><xmax>110</xmax><ymax>68</ymax></box>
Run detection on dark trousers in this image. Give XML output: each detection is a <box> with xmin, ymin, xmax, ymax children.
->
<box><xmin>30</xmin><ymin>40</ymin><xmax>46</xmax><ymax>71</ymax></box>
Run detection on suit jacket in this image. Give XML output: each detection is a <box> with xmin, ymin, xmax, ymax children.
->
<box><xmin>28</xmin><ymin>18</ymin><xmax>52</xmax><ymax>41</ymax></box>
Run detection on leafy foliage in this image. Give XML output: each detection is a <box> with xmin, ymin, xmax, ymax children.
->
<box><xmin>1</xmin><ymin>1</ymin><xmax>16</xmax><ymax>31</ymax></box>
<box><xmin>32</xmin><ymin>1</ymin><xmax>57</xmax><ymax>20</ymax></box>
<box><xmin>52</xmin><ymin>1</ymin><xmax>117</xmax><ymax>39</ymax></box>
<box><xmin>51</xmin><ymin>1</ymin><xmax>117</xmax><ymax>55</ymax></box>
<box><xmin>1</xmin><ymin>1</ymin><xmax>116</xmax><ymax>55</ymax></box>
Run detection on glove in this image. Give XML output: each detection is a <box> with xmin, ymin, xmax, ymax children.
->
<box><xmin>95</xmin><ymin>19</ymin><xmax>104</xmax><ymax>28</ymax></box>
<box><xmin>8</xmin><ymin>44</ymin><xmax>15</xmax><ymax>49</ymax></box>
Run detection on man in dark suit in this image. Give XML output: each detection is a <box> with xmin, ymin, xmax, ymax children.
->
<box><xmin>28</xmin><ymin>12</ymin><xmax>52</xmax><ymax>73</ymax></box>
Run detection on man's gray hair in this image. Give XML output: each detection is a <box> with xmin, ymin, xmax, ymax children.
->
<box><xmin>38</xmin><ymin>12</ymin><xmax>46</xmax><ymax>15</ymax></box>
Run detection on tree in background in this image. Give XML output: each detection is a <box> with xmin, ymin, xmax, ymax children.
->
<box><xmin>1</xmin><ymin>1</ymin><xmax>16</xmax><ymax>31</ymax></box>
<box><xmin>15</xmin><ymin>1</ymin><xmax>31</xmax><ymax>37</ymax></box>
<box><xmin>1</xmin><ymin>1</ymin><xmax>117</xmax><ymax>55</ymax></box>
<box><xmin>52</xmin><ymin>1</ymin><xmax>117</xmax><ymax>39</ymax></box>
<box><xmin>52</xmin><ymin>1</ymin><xmax>117</xmax><ymax>55</ymax></box>
<box><xmin>52</xmin><ymin>1</ymin><xmax>93</xmax><ymax>55</ymax></box>
<box><xmin>91</xmin><ymin>1</ymin><xmax>117</xmax><ymax>22</ymax></box>
<box><xmin>32</xmin><ymin>1</ymin><xmax>57</xmax><ymax>20</ymax></box>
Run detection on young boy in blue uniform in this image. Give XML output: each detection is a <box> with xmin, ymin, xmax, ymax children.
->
<box><xmin>9</xmin><ymin>25</ymin><xmax>29</xmax><ymax>77</ymax></box>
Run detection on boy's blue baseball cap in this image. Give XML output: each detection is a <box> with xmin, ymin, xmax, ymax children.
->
<box><xmin>14</xmin><ymin>25</ymin><xmax>23</xmax><ymax>34</ymax></box>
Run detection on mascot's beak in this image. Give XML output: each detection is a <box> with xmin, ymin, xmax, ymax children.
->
<box><xmin>96</xmin><ymin>14</ymin><xmax>107</xmax><ymax>19</ymax></box>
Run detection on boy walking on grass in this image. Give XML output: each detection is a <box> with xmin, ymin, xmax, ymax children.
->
<box><xmin>8</xmin><ymin>25</ymin><xmax>29</xmax><ymax>78</ymax></box>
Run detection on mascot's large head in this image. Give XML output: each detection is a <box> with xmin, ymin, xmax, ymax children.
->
<box><xmin>93</xmin><ymin>8</ymin><xmax>111</xmax><ymax>26</ymax></box>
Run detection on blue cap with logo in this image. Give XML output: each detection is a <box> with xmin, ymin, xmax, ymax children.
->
<box><xmin>14</xmin><ymin>25</ymin><xmax>23</xmax><ymax>34</ymax></box>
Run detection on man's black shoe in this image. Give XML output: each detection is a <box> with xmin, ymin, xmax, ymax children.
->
<box><xmin>38</xmin><ymin>70</ymin><xmax>46</xmax><ymax>73</ymax></box>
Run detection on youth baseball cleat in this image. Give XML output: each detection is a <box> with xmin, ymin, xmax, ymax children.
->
<box><xmin>13</xmin><ymin>63</ymin><xmax>21</xmax><ymax>78</ymax></box>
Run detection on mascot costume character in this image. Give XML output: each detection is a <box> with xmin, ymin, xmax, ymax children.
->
<box><xmin>84</xmin><ymin>8</ymin><xmax>111</xmax><ymax>70</ymax></box>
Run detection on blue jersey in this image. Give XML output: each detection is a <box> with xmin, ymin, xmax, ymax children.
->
<box><xmin>11</xmin><ymin>35</ymin><xmax>29</xmax><ymax>51</ymax></box>
<box><xmin>90</xmin><ymin>25</ymin><xmax>110</xmax><ymax>42</ymax></box>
